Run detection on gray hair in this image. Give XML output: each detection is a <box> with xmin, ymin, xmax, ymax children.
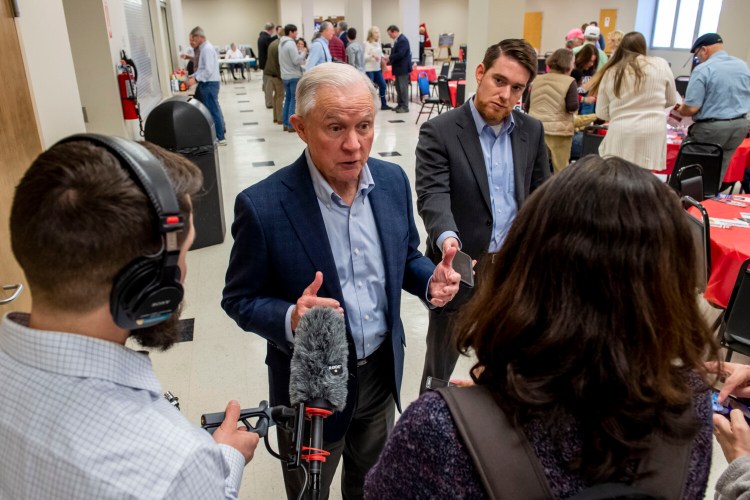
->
<box><xmin>319</xmin><ymin>21</ymin><xmax>333</xmax><ymax>33</ymax></box>
<box><xmin>296</xmin><ymin>62</ymin><xmax>379</xmax><ymax>117</ymax></box>
<box><xmin>190</xmin><ymin>26</ymin><xmax>205</xmax><ymax>38</ymax></box>
<box><xmin>338</xmin><ymin>21</ymin><xmax>348</xmax><ymax>31</ymax></box>
<box><xmin>264</xmin><ymin>22</ymin><xmax>274</xmax><ymax>31</ymax></box>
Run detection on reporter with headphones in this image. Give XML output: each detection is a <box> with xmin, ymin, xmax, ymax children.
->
<box><xmin>0</xmin><ymin>135</ymin><xmax>258</xmax><ymax>498</ymax></box>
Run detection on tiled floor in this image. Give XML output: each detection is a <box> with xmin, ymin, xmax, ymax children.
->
<box><xmin>130</xmin><ymin>72</ymin><xmax>739</xmax><ymax>499</ymax></box>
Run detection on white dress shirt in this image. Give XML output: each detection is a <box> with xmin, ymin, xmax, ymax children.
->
<box><xmin>0</xmin><ymin>312</ymin><xmax>245</xmax><ymax>499</ymax></box>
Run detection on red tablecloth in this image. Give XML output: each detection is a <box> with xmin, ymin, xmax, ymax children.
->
<box><xmin>658</xmin><ymin>137</ymin><xmax>750</xmax><ymax>182</ymax></box>
<box><xmin>689</xmin><ymin>198</ymin><xmax>750</xmax><ymax>308</ymax></box>
<box><xmin>381</xmin><ymin>65</ymin><xmax>437</xmax><ymax>82</ymax></box>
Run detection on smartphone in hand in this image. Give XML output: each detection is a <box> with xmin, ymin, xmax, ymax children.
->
<box><xmin>452</xmin><ymin>250</ymin><xmax>474</xmax><ymax>288</ymax></box>
<box><xmin>712</xmin><ymin>390</ymin><xmax>750</xmax><ymax>424</ymax></box>
<box><xmin>425</xmin><ymin>376</ymin><xmax>457</xmax><ymax>390</ymax></box>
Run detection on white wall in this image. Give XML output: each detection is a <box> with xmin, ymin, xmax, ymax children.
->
<box><xmin>182</xmin><ymin>0</ymin><xmax>279</xmax><ymax>54</ymax></box>
<box><xmin>16</xmin><ymin>0</ymin><xmax>85</xmax><ymax>147</ymax></box>
<box><xmin>525</xmin><ymin>0</ymin><xmax>638</xmax><ymax>54</ymax></box>
<box><xmin>62</xmin><ymin>0</ymin><xmax>126</xmax><ymax>136</ymax></box>
<box><xmin>314</xmin><ymin>0</ymin><xmax>345</xmax><ymax>19</ymax></box>
<box><xmin>372</xmin><ymin>0</ymin><xmax>398</xmax><ymax>34</ymax></box>
<box><xmin>420</xmin><ymin>0</ymin><xmax>468</xmax><ymax>51</ymax></box>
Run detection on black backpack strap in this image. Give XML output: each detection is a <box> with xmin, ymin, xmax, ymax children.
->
<box><xmin>437</xmin><ymin>385</ymin><xmax>553</xmax><ymax>500</ymax></box>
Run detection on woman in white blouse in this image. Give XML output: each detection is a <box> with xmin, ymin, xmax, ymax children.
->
<box><xmin>588</xmin><ymin>31</ymin><xmax>676</xmax><ymax>170</ymax></box>
<box><xmin>363</xmin><ymin>26</ymin><xmax>390</xmax><ymax>110</ymax></box>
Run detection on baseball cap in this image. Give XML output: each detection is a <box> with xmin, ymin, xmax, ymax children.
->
<box><xmin>584</xmin><ymin>25</ymin><xmax>600</xmax><ymax>39</ymax></box>
<box><xmin>566</xmin><ymin>28</ymin><xmax>584</xmax><ymax>41</ymax></box>
<box><xmin>690</xmin><ymin>33</ymin><xmax>723</xmax><ymax>53</ymax></box>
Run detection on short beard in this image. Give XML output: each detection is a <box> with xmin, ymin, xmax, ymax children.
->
<box><xmin>129</xmin><ymin>302</ymin><xmax>184</xmax><ymax>351</ymax></box>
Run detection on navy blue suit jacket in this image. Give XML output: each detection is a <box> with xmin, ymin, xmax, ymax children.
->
<box><xmin>389</xmin><ymin>34</ymin><xmax>412</xmax><ymax>76</ymax></box>
<box><xmin>222</xmin><ymin>153</ymin><xmax>434</xmax><ymax>442</ymax></box>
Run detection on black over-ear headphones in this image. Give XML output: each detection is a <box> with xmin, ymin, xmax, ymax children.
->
<box><xmin>55</xmin><ymin>134</ymin><xmax>185</xmax><ymax>330</ymax></box>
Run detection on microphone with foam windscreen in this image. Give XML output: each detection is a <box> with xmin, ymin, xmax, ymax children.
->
<box><xmin>289</xmin><ymin>307</ymin><xmax>349</xmax><ymax>499</ymax></box>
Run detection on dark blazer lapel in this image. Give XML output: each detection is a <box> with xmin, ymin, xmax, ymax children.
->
<box><xmin>456</xmin><ymin>103</ymin><xmax>492</xmax><ymax>212</ymax></box>
<box><xmin>510</xmin><ymin>111</ymin><xmax>529</xmax><ymax>204</ymax></box>
<box><xmin>280</xmin><ymin>155</ymin><xmax>344</xmax><ymax>302</ymax></box>
<box><xmin>366</xmin><ymin>163</ymin><xmax>399</xmax><ymax>332</ymax></box>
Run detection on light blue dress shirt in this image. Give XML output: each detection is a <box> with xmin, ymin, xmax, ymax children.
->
<box><xmin>437</xmin><ymin>98</ymin><xmax>517</xmax><ymax>253</ymax></box>
<box><xmin>685</xmin><ymin>51</ymin><xmax>750</xmax><ymax>120</ymax></box>
<box><xmin>194</xmin><ymin>40</ymin><xmax>221</xmax><ymax>82</ymax></box>
<box><xmin>306</xmin><ymin>37</ymin><xmax>332</xmax><ymax>69</ymax></box>
<box><xmin>284</xmin><ymin>150</ymin><xmax>389</xmax><ymax>360</ymax></box>
<box><xmin>0</xmin><ymin>312</ymin><xmax>245</xmax><ymax>499</ymax></box>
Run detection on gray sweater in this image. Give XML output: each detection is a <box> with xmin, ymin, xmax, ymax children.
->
<box><xmin>346</xmin><ymin>42</ymin><xmax>365</xmax><ymax>72</ymax></box>
<box><xmin>716</xmin><ymin>455</ymin><xmax>750</xmax><ymax>500</ymax></box>
<box><xmin>279</xmin><ymin>37</ymin><xmax>305</xmax><ymax>80</ymax></box>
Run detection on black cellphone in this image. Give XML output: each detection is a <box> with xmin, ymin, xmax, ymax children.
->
<box><xmin>425</xmin><ymin>376</ymin><xmax>456</xmax><ymax>390</ymax></box>
<box><xmin>712</xmin><ymin>389</ymin><xmax>750</xmax><ymax>424</ymax></box>
<box><xmin>453</xmin><ymin>250</ymin><xmax>474</xmax><ymax>288</ymax></box>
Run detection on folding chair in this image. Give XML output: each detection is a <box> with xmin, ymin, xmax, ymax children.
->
<box><xmin>718</xmin><ymin>258</ymin><xmax>750</xmax><ymax>361</ymax></box>
<box><xmin>416</xmin><ymin>77</ymin><xmax>451</xmax><ymax>124</ymax></box>
<box><xmin>681</xmin><ymin>196</ymin><xmax>711</xmax><ymax>294</ymax></box>
<box><xmin>449</xmin><ymin>62</ymin><xmax>466</xmax><ymax>81</ymax></box>
<box><xmin>673</xmin><ymin>141</ymin><xmax>723</xmax><ymax>198</ymax></box>
<box><xmin>670</xmin><ymin>164</ymin><xmax>704</xmax><ymax>201</ymax></box>
<box><xmin>429</xmin><ymin>62</ymin><xmax>450</xmax><ymax>96</ymax></box>
<box><xmin>455</xmin><ymin>82</ymin><xmax>466</xmax><ymax>106</ymax></box>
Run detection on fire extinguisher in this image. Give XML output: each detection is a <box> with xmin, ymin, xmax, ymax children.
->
<box><xmin>117</xmin><ymin>64</ymin><xmax>138</xmax><ymax>120</ymax></box>
<box><xmin>117</xmin><ymin>50</ymin><xmax>144</xmax><ymax>135</ymax></box>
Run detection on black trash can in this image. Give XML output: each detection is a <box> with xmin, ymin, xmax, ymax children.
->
<box><xmin>144</xmin><ymin>96</ymin><xmax>225</xmax><ymax>250</ymax></box>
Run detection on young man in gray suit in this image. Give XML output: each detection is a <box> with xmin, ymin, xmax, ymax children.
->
<box><xmin>415</xmin><ymin>39</ymin><xmax>551</xmax><ymax>392</ymax></box>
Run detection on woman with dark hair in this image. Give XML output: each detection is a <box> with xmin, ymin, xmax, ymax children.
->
<box><xmin>529</xmin><ymin>48</ymin><xmax>579</xmax><ymax>172</ymax></box>
<box><xmin>364</xmin><ymin>156</ymin><xmax>717</xmax><ymax>499</ymax></box>
<box><xmin>571</xmin><ymin>43</ymin><xmax>599</xmax><ymax>115</ymax></box>
<box><xmin>588</xmin><ymin>32</ymin><xmax>676</xmax><ymax>170</ymax></box>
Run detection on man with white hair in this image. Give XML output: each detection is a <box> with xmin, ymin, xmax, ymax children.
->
<box><xmin>222</xmin><ymin>63</ymin><xmax>461</xmax><ymax>499</ymax></box>
<box><xmin>573</xmin><ymin>25</ymin><xmax>607</xmax><ymax>70</ymax></box>
<box><xmin>307</xmin><ymin>21</ymin><xmax>334</xmax><ymax>68</ymax></box>
<box><xmin>187</xmin><ymin>26</ymin><xmax>226</xmax><ymax>145</ymax></box>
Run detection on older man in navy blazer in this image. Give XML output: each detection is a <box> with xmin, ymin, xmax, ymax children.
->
<box><xmin>222</xmin><ymin>63</ymin><xmax>460</xmax><ymax>500</ymax></box>
<box><xmin>386</xmin><ymin>25</ymin><xmax>412</xmax><ymax>113</ymax></box>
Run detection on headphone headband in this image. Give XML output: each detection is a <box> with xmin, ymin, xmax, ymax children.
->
<box><xmin>55</xmin><ymin>134</ymin><xmax>184</xmax><ymax>233</ymax></box>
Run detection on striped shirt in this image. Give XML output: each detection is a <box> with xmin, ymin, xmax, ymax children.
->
<box><xmin>0</xmin><ymin>312</ymin><xmax>245</xmax><ymax>499</ymax></box>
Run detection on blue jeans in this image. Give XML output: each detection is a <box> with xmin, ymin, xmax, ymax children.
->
<box><xmin>367</xmin><ymin>70</ymin><xmax>388</xmax><ymax>108</ymax></box>
<box><xmin>197</xmin><ymin>81</ymin><xmax>225</xmax><ymax>141</ymax></box>
<box><xmin>282</xmin><ymin>78</ymin><xmax>299</xmax><ymax>128</ymax></box>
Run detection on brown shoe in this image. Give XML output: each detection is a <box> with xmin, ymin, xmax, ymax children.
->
<box><xmin>287</xmin><ymin>127</ymin><xmax>296</xmax><ymax>133</ymax></box>
<box><xmin>283</xmin><ymin>126</ymin><xmax>289</xmax><ymax>132</ymax></box>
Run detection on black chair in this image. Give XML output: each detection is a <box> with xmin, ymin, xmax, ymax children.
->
<box><xmin>450</xmin><ymin>62</ymin><xmax>466</xmax><ymax>81</ymax></box>
<box><xmin>681</xmin><ymin>196</ymin><xmax>711</xmax><ymax>293</ymax></box>
<box><xmin>416</xmin><ymin>77</ymin><xmax>451</xmax><ymax>124</ymax></box>
<box><xmin>675</xmin><ymin>76</ymin><xmax>690</xmax><ymax>97</ymax></box>
<box><xmin>670</xmin><ymin>164</ymin><xmax>704</xmax><ymax>201</ymax></box>
<box><xmin>455</xmin><ymin>82</ymin><xmax>466</xmax><ymax>106</ymax></box>
<box><xmin>673</xmin><ymin>141</ymin><xmax>723</xmax><ymax>198</ymax></box>
<box><xmin>718</xmin><ymin>258</ymin><xmax>750</xmax><ymax>362</ymax></box>
<box><xmin>581</xmin><ymin>125</ymin><xmax>607</xmax><ymax>157</ymax></box>
<box><xmin>429</xmin><ymin>63</ymin><xmax>450</xmax><ymax>96</ymax></box>
<box><xmin>537</xmin><ymin>57</ymin><xmax>547</xmax><ymax>75</ymax></box>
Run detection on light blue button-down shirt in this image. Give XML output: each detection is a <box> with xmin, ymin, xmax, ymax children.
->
<box><xmin>284</xmin><ymin>150</ymin><xmax>389</xmax><ymax>359</ymax></box>
<box><xmin>685</xmin><ymin>51</ymin><xmax>750</xmax><ymax>120</ymax></box>
<box><xmin>0</xmin><ymin>312</ymin><xmax>245</xmax><ymax>499</ymax></box>
<box><xmin>194</xmin><ymin>40</ymin><xmax>221</xmax><ymax>82</ymax></box>
<box><xmin>438</xmin><ymin>98</ymin><xmax>517</xmax><ymax>253</ymax></box>
<box><xmin>306</xmin><ymin>37</ymin><xmax>332</xmax><ymax>69</ymax></box>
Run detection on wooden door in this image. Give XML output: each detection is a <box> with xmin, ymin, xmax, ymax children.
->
<box><xmin>523</xmin><ymin>12</ymin><xmax>543</xmax><ymax>52</ymax></box>
<box><xmin>0</xmin><ymin>0</ymin><xmax>43</xmax><ymax>313</ymax></box>
<box><xmin>599</xmin><ymin>9</ymin><xmax>618</xmax><ymax>54</ymax></box>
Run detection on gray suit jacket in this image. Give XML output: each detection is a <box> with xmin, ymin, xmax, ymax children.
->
<box><xmin>415</xmin><ymin>101</ymin><xmax>550</xmax><ymax>301</ymax></box>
